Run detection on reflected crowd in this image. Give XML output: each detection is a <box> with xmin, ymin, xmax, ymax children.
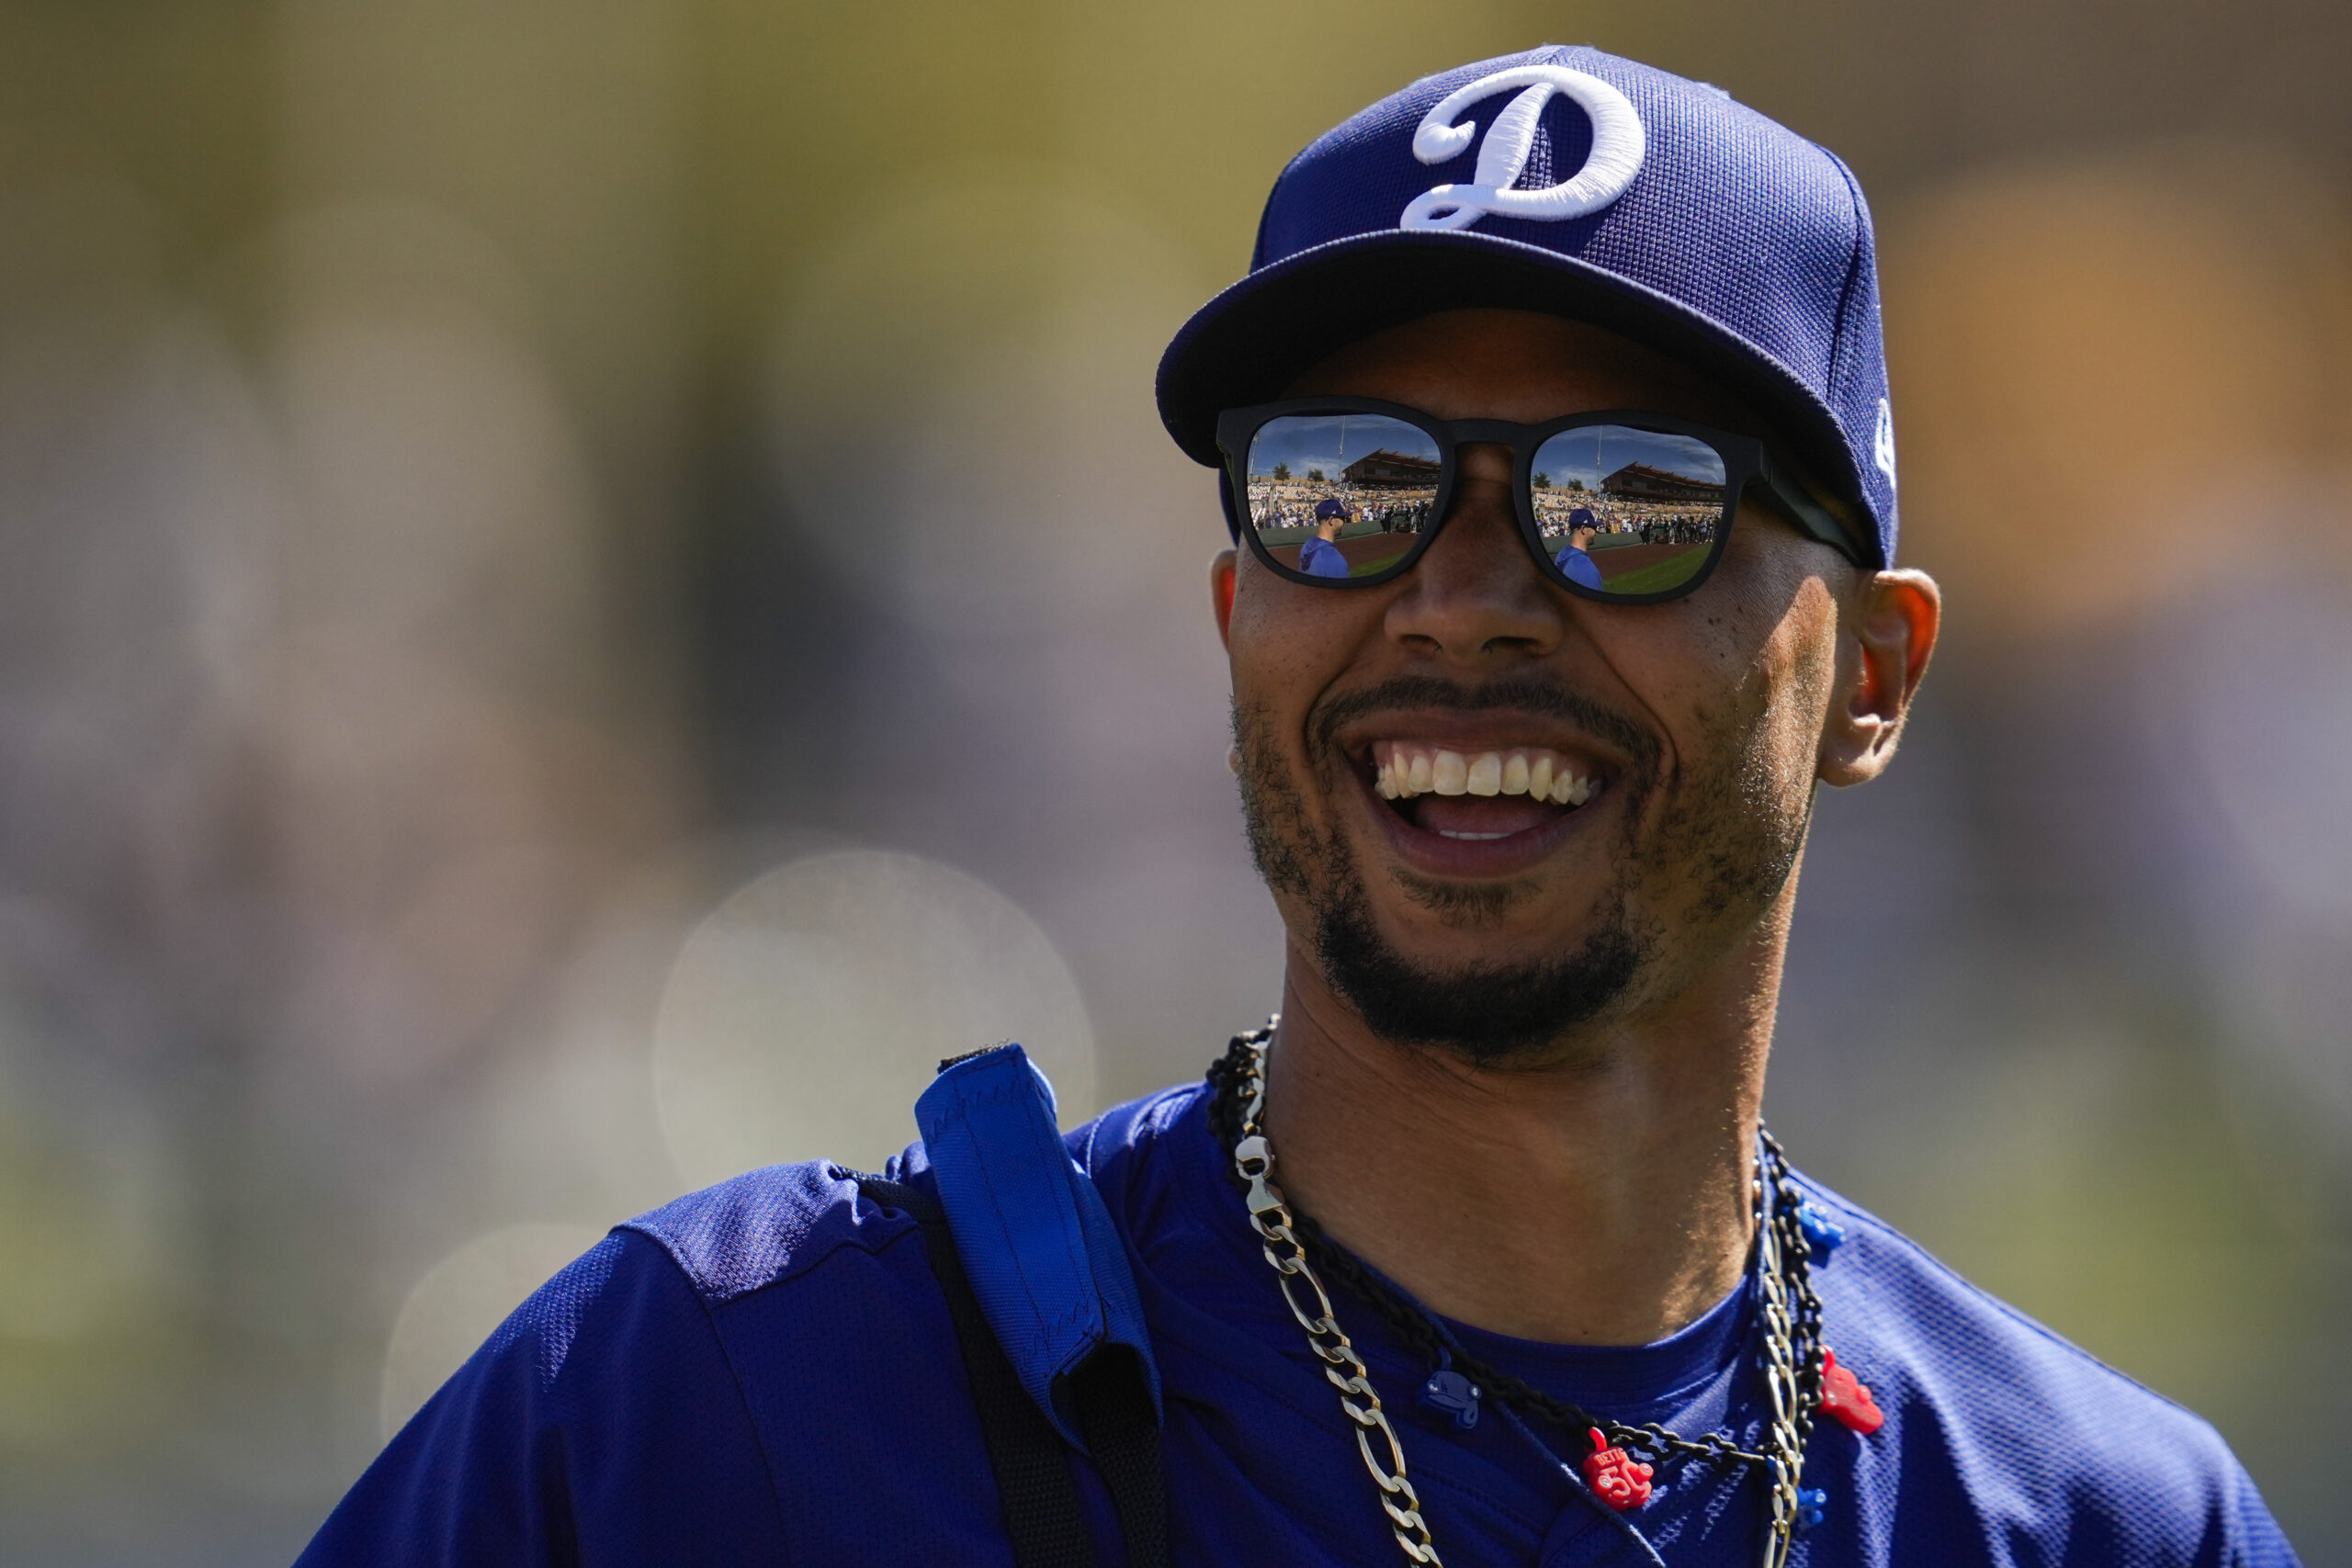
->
<box><xmin>1246</xmin><ymin>477</ymin><xmax>1719</xmax><ymax>547</ymax></box>
<box><xmin>1247</xmin><ymin>479</ymin><xmax>1435</xmax><ymax>535</ymax></box>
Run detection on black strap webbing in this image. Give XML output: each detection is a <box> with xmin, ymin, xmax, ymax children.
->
<box><xmin>1069</xmin><ymin>1348</ymin><xmax>1170</xmax><ymax>1568</ymax></box>
<box><xmin>859</xmin><ymin>1176</ymin><xmax>1098</xmax><ymax>1568</ymax></box>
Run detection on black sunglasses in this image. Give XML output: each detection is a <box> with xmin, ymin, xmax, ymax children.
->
<box><xmin>1215</xmin><ymin>397</ymin><xmax>1863</xmax><ymax>604</ymax></box>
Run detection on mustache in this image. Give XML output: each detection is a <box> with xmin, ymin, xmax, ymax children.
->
<box><xmin>1307</xmin><ymin>674</ymin><xmax>1659</xmax><ymax>770</ymax></box>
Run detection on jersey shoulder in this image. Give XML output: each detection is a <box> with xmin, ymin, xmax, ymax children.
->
<box><xmin>622</xmin><ymin>1074</ymin><xmax>1208</xmax><ymax>1318</ymax></box>
<box><xmin>617</xmin><ymin>1156</ymin><xmax>922</xmax><ymax>1306</ymax></box>
<box><xmin>614</xmin><ymin>1074</ymin><xmax>1209</xmax><ymax>1313</ymax></box>
<box><xmin>1067</xmin><ymin>1081</ymin><xmax>1208</xmax><ymax>1182</ymax></box>
<box><xmin>1799</xmin><ymin>1171</ymin><xmax>2222</xmax><ymax>1444</ymax></box>
<box><xmin>1795</xmin><ymin>1174</ymin><xmax>2298</xmax><ymax>1563</ymax></box>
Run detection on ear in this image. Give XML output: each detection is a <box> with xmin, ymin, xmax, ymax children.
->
<box><xmin>1818</xmin><ymin>569</ymin><xmax>1940</xmax><ymax>787</ymax></box>
<box><xmin>1211</xmin><ymin>549</ymin><xmax>1238</xmax><ymax>649</ymax></box>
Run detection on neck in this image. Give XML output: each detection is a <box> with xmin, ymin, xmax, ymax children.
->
<box><xmin>1256</xmin><ymin>907</ymin><xmax>1788</xmax><ymax>1347</ymax></box>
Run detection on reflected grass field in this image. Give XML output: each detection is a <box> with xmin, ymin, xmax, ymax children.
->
<box><xmin>1594</xmin><ymin>544</ymin><xmax>1713</xmax><ymax>594</ymax></box>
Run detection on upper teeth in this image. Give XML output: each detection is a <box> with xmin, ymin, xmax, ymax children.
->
<box><xmin>1373</xmin><ymin>743</ymin><xmax>1596</xmax><ymax>806</ymax></box>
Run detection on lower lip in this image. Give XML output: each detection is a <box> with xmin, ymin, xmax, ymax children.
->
<box><xmin>1355</xmin><ymin>770</ymin><xmax>1606</xmax><ymax>876</ymax></box>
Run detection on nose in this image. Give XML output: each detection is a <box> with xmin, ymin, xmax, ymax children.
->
<box><xmin>1384</xmin><ymin>444</ymin><xmax>1567</xmax><ymax>665</ymax></box>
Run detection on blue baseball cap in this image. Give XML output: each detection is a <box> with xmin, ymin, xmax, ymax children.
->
<box><xmin>1156</xmin><ymin>44</ymin><xmax>1899</xmax><ymax>567</ymax></box>
<box><xmin>1313</xmin><ymin>498</ymin><xmax>1349</xmax><ymax>520</ymax></box>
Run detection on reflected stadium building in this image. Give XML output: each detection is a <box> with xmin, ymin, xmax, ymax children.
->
<box><xmin>1601</xmin><ymin>460</ymin><xmax>1725</xmax><ymax>504</ymax></box>
<box><xmin>1340</xmin><ymin>448</ymin><xmax>1442</xmax><ymax>487</ymax></box>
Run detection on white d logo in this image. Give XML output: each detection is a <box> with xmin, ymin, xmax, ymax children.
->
<box><xmin>1400</xmin><ymin>65</ymin><xmax>1645</xmax><ymax>233</ymax></box>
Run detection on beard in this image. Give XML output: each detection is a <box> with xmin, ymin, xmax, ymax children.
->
<box><xmin>1235</xmin><ymin>673</ymin><xmax>1808</xmax><ymax>1066</ymax></box>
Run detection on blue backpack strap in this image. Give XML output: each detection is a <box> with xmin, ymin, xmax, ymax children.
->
<box><xmin>913</xmin><ymin>1043</ymin><xmax>1163</xmax><ymax>1448</ymax></box>
<box><xmin>910</xmin><ymin>1044</ymin><xmax>1168</xmax><ymax>1568</ymax></box>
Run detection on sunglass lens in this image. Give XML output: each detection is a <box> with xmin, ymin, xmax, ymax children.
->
<box><xmin>1245</xmin><ymin>414</ymin><xmax>1438</xmax><ymax>581</ymax></box>
<box><xmin>1531</xmin><ymin>426</ymin><xmax>1727</xmax><ymax>596</ymax></box>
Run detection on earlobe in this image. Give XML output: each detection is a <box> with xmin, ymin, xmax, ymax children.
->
<box><xmin>1818</xmin><ymin>569</ymin><xmax>1940</xmax><ymax>788</ymax></box>
<box><xmin>1211</xmin><ymin>550</ymin><xmax>1238</xmax><ymax>649</ymax></box>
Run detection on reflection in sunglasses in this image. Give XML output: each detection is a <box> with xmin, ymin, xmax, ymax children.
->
<box><xmin>1245</xmin><ymin>414</ymin><xmax>1442</xmax><ymax>579</ymax></box>
<box><xmin>1246</xmin><ymin>412</ymin><xmax>1442</xmax><ymax>581</ymax></box>
<box><xmin>1244</xmin><ymin>414</ymin><xmax>1729</xmax><ymax>593</ymax></box>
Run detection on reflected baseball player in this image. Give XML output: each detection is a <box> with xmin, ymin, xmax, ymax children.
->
<box><xmin>1301</xmin><ymin>496</ymin><xmax>1354</xmax><ymax>578</ymax></box>
<box><xmin>1552</xmin><ymin>505</ymin><xmax>1603</xmax><ymax>588</ymax></box>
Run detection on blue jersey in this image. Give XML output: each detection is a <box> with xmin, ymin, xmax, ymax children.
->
<box><xmin>299</xmin><ymin>1082</ymin><xmax>2299</xmax><ymax>1566</ymax></box>
<box><xmin>1554</xmin><ymin>544</ymin><xmax>1604</xmax><ymax>589</ymax></box>
<box><xmin>1298</xmin><ymin>535</ymin><xmax>1352</xmax><ymax>578</ymax></box>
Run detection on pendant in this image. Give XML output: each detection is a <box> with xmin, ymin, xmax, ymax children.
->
<box><xmin>1795</xmin><ymin>1485</ymin><xmax>1829</xmax><ymax>1532</ymax></box>
<box><xmin>1419</xmin><ymin>1349</ymin><xmax>1482</xmax><ymax>1430</ymax></box>
<box><xmin>1795</xmin><ymin>1200</ymin><xmax>1846</xmax><ymax>1258</ymax></box>
<box><xmin>1818</xmin><ymin>1348</ymin><xmax>1884</xmax><ymax>1434</ymax></box>
<box><xmin>1581</xmin><ymin>1427</ymin><xmax>1655</xmax><ymax>1511</ymax></box>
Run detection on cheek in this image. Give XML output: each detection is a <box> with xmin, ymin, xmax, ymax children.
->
<box><xmin>1604</xmin><ymin>548</ymin><xmax>1838</xmax><ymax>777</ymax></box>
<box><xmin>1588</xmin><ymin>592</ymin><xmax>1771</xmax><ymax>724</ymax></box>
<box><xmin>1706</xmin><ymin>520</ymin><xmax>1839</xmax><ymax>676</ymax></box>
<box><xmin>1227</xmin><ymin>570</ymin><xmax>1377</xmax><ymax>714</ymax></box>
<box><xmin>1739</xmin><ymin>576</ymin><xmax>1844</xmax><ymax>797</ymax></box>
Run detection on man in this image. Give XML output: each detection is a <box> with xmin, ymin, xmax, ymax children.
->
<box><xmin>1301</xmin><ymin>495</ymin><xmax>1355</xmax><ymax>577</ymax></box>
<box><xmin>1552</xmin><ymin>504</ymin><xmax>1603</xmax><ymax>588</ymax></box>
<box><xmin>298</xmin><ymin>45</ymin><xmax>2299</xmax><ymax>1567</ymax></box>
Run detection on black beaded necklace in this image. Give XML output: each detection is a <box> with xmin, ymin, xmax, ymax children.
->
<box><xmin>1205</xmin><ymin>1023</ymin><xmax>1871</xmax><ymax>1567</ymax></box>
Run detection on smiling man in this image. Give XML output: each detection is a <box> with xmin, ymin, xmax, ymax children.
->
<box><xmin>298</xmin><ymin>45</ymin><xmax>2298</xmax><ymax>1568</ymax></box>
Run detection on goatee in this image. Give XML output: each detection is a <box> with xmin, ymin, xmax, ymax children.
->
<box><xmin>1232</xmin><ymin>676</ymin><xmax>1664</xmax><ymax>1065</ymax></box>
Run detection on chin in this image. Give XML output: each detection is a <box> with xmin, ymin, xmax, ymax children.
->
<box><xmin>1385</xmin><ymin>864</ymin><xmax>1580</xmax><ymax>932</ymax></box>
<box><xmin>1313</xmin><ymin>880</ymin><xmax>1652</xmax><ymax>1063</ymax></box>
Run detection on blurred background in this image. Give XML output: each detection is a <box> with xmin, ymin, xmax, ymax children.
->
<box><xmin>1</xmin><ymin>0</ymin><xmax>2347</xmax><ymax>1559</ymax></box>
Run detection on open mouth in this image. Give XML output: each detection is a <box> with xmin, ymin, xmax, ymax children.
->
<box><xmin>1364</xmin><ymin>740</ymin><xmax>1606</xmax><ymax>842</ymax></box>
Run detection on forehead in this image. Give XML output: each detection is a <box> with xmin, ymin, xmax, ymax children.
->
<box><xmin>1279</xmin><ymin>308</ymin><xmax>1765</xmax><ymax>433</ymax></box>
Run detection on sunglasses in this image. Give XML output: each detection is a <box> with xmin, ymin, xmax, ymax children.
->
<box><xmin>1215</xmin><ymin>398</ymin><xmax>1864</xmax><ymax>604</ymax></box>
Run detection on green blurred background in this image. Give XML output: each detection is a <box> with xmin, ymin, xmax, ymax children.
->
<box><xmin>3</xmin><ymin>1</ymin><xmax>2348</xmax><ymax>1560</ymax></box>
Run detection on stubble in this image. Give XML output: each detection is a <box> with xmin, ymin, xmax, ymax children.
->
<box><xmin>1233</xmin><ymin>672</ymin><xmax>1811</xmax><ymax>1065</ymax></box>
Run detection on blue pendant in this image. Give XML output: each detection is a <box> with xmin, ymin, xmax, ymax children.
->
<box><xmin>1795</xmin><ymin>1200</ymin><xmax>1846</xmax><ymax>1258</ymax></box>
<box><xmin>1419</xmin><ymin>1354</ymin><xmax>1482</xmax><ymax>1430</ymax></box>
<box><xmin>1795</xmin><ymin>1485</ymin><xmax>1829</xmax><ymax>1532</ymax></box>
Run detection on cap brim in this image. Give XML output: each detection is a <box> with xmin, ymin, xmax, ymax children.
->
<box><xmin>1155</xmin><ymin>227</ymin><xmax>1876</xmax><ymax>562</ymax></box>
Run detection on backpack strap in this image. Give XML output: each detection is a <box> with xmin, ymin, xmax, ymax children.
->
<box><xmin>877</xmin><ymin>1043</ymin><xmax>1170</xmax><ymax>1568</ymax></box>
<box><xmin>855</xmin><ymin>1174</ymin><xmax>1098</xmax><ymax>1568</ymax></box>
<box><xmin>912</xmin><ymin>1045</ymin><xmax>1162</xmax><ymax>1447</ymax></box>
<box><xmin>1068</xmin><ymin>1349</ymin><xmax>1169</xmax><ymax>1568</ymax></box>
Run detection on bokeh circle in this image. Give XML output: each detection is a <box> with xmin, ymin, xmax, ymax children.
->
<box><xmin>379</xmin><ymin>1221</ymin><xmax>609</xmax><ymax>1441</ymax></box>
<box><xmin>652</xmin><ymin>849</ymin><xmax>1096</xmax><ymax>1186</ymax></box>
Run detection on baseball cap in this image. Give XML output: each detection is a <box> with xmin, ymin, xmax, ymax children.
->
<box><xmin>1313</xmin><ymin>498</ymin><xmax>1349</xmax><ymax>520</ymax></box>
<box><xmin>1155</xmin><ymin>44</ymin><xmax>1900</xmax><ymax>568</ymax></box>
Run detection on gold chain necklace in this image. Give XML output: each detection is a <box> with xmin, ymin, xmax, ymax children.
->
<box><xmin>1221</xmin><ymin>1020</ymin><xmax>1839</xmax><ymax>1568</ymax></box>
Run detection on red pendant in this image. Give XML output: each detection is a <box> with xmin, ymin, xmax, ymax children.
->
<box><xmin>1582</xmin><ymin>1427</ymin><xmax>1655</xmax><ymax>1511</ymax></box>
<box><xmin>1818</xmin><ymin>1348</ymin><xmax>1884</xmax><ymax>1434</ymax></box>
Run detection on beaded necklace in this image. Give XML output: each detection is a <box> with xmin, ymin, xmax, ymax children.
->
<box><xmin>1208</xmin><ymin>1021</ymin><xmax>1876</xmax><ymax>1568</ymax></box>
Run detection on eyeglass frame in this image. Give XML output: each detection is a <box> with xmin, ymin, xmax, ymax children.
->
<box><xmin>1214</xmin><ymin>397</ymin><xmax>1866</xmax><ymax>605</ymax></box>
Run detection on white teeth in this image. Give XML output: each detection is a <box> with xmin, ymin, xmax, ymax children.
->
<box><xmin>1371</xmin><ymin>742</ymin><xmax>1600</xmax><ymax>807</ymax></box>
<box><xmin>1548</xmin><ymin>773</ymin><xmax>1596</xmax><ymax>806</ymax></box>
